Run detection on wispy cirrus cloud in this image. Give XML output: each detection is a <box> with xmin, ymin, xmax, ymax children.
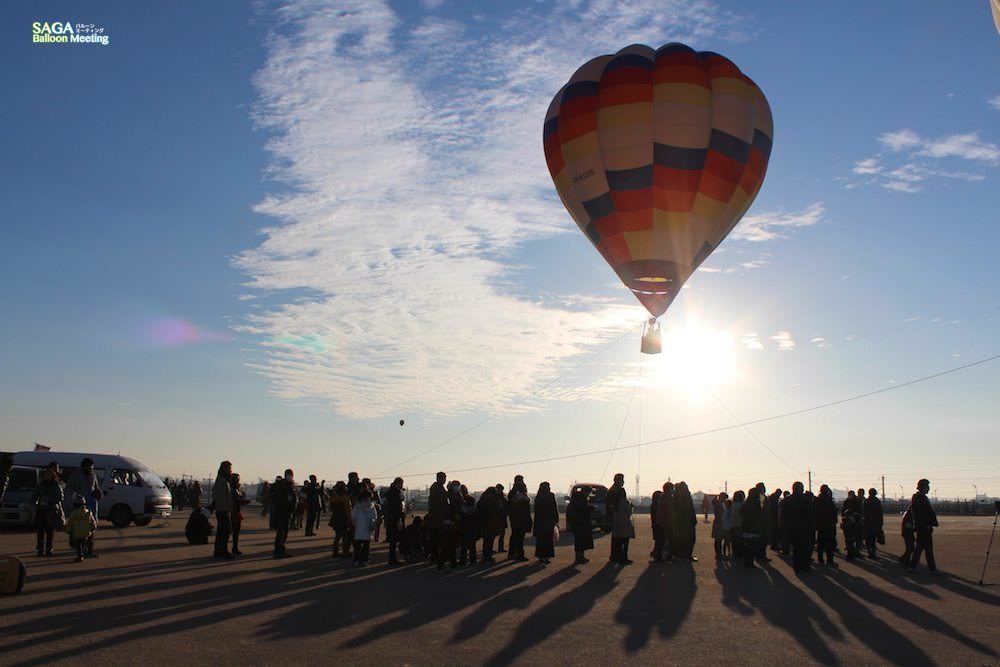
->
<box><xmin>990</xmin><ymin>95</ymin><xmax>1000</xmax><ymax>111</ymax></box>
<box><xmin>771</xmin><ymin>331</ymin><xmax>795</xmax><ymax>351</ymax></box>
<box><xmin>848</xmin><ymin>126</ymin><xmax>998</xmax><ymax>193</ymax></box>
<box><xmin>236</xmin><ymin>0</ymin><xmax>752</xmax><ymax>418</ymax></box>
<box><xmin>730</xmin><ymin>202</ymin><xmax>825</xmax><ymax>242</ymax></box>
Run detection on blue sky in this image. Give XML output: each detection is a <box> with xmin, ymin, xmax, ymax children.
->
<box><xmin>2</xmin><ymin>1</ymin><xmax>998</xmax><ymax>499</ymax></box>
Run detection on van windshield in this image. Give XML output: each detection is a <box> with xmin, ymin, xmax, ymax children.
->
<box><xmin>136</xmin><ymin>469</ymin><xmax>166</xmax><ymax>489</ymax></box>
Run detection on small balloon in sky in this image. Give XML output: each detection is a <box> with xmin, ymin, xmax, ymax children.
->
<box><xmin>399</xmin><ymin>419</ymin><xmax>405</xmax><ymax>426</ymax></box>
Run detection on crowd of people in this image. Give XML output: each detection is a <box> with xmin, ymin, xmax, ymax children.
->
<box><xmin>17</xmin><ymin>455</ymin><xmax>940</xmax><ymax>576</ymax></box>
<box><xmin>195</xmin><ymin>464</ymin><xmax>941</xmax><ymax>575</ymax></box>
<box><xmin>705</xmin><ymin>479</ymin><xmax>938</xmax><ymax>574</ymax></box>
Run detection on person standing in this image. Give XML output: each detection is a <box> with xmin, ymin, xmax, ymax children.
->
<box><xmin>270</xmin><ymin>469</ymin><xmax>296</xmax><ymax>558</ymax></box>
<box><xmin>507</xmin><ymin>487</ymin><xmax>532</xmax><ymax>562</ymax></box>
<box><xmin>304</xmin><ymin>475</ymin><xmax>321</xmax><ymax>537</ymax></box>
<box><xmin>766</xmin><ymin>488</ymin><xmax>783</xmax><ymax>552</ymax></box>
<box><xmin>230</xmin><ymin>473</ymin><xmax>250</xmax><ymax>555</ymax></box>
<box><xmin>611</xmin><ymin>478</ymin><xmax>636</xmax><ymax>565</ymax></box>
<box><xmin>672</xmin><ymin>482</ymin><xmax>697</xmax><ymax>561</ymax></box>
<box><xmin>711</xmin><ymin>492</ymin><xmax>728</xmax><ymax>561</ymax></box>
<box><xmin>32</xmin><ymin>462</ymin><xmax>64</xmax><ymax>557</ymax></box>
<box><xmin>477</xmin><ymin>486</ymin><xmax>505</xmax><ymax>564</ymax></box>
<box><xmin>384</xmin><ymin>477</ymin><xmax>405</xmax><ymax>565</ymax></box>
<box><xmin>900</xmin><ymin>505</ymin><xmax>916</xmax><ymax>567</ymax></box>
<box><xmin>533</xmin><ymin>481</ymin><xmax>559</xmax><ymax>564</ymax></box>
<box><xmin>211</xmin><ymin>461</ymin><xmax>235</xmax><ymax>559</ymax></box>
<box><xmin>655</xmin><ymin>482</ymin><xmax>675</xmax><ymax>562</ymax></box>
<box><xmin>741</xmin><ymin>487</ymin><xmax>765</xmax><ymax>568</ymax></box>
<box><xmin>351</xmin><ymin>489</ymin><xmax>377</xmax><ymax>566</ymax></box>
<box><xmin>190</xmin><ymin>481</ymin><xmax>202</xmax><ymax>510</ymax></box>
<box><xmin>840</xmin><ymin>490</ymin><xmax>863</xmax><ymax>561</ymax></box>
<box><xmin>329</xmin><ymin>481</ymin><xmax>353</xmax><ymax>558</ymax></box>
<box><xmin>909</xmin><ymin>478</ymin><xmax>939</xmax><ymax>574</ymax></box>
<box><xmin>569</xmin><ymin>485</ymin><xmax>593</xmax><ymax>564</ymax></box>
<box><xmin>814</xmin><ymin>485</ymin><xmax>838</xmax><ymax>566</ymax></box>
<box><xmin>784</xmin><ymin>482</ymin><xmax>813</xmax><ymax>572</ymax></box>
<box><xmin>458</xmin><ymin>484</ymin><xmax>479</xmax><ymax>566</ymax></box>
<box><xmin>64</xmin><ymin>457</ymin><xmax>103</xmax><ymax>558</ymax></box>
<box><xmin>494</xmin><ymin>484</ymin><xmax>508</xmax><ymax>553</ymax></box>
<box><xmin>425</xmin><ymin>472</ymin><xmax>449</xmax><ymax>563</ymax></box>
<box><xmin>863</xmin><ymin>488</ymin><xmax>884</xmax><ymax>560</ymax></box>
<box><xmin>607</xmin><ymin>473</ymin><xmax>627</xmax><ymax>562</ymax></box>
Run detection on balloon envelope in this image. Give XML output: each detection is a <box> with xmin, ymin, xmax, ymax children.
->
<box><xmin>544</xmin><ymin>43</ymin><xmax>773</xmax><ymax>317</ymax></box>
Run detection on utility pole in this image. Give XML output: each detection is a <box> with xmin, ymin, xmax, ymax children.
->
<box><xmin>635</xmin><ymin>474</ymin><xmax>640</xmax><ymax>500</ymax></box>
<box><xmin>724</xmin><ymin>480</ymin><xmax>728</xmax><ymax>495</ymax></box>
<box><xmin>881</xmin><ymin>476</ymin><xmax>885</xmax><ymax>500</ymax></box>
<box><xmin>807</xmin><ymin>470</ymin><xmax>812</xmax><ymax>493</ymax></box>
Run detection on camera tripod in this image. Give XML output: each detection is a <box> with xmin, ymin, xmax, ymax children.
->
<box><xmin>980</xmin><ymin>504</ymin><xmax>1000</xmax><ymax>585</ymax></box>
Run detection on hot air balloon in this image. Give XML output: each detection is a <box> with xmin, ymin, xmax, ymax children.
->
<box><xmin>543</xmin><ymin>43</ymin><xmax>773</xmax><ymax>353</ymax></box>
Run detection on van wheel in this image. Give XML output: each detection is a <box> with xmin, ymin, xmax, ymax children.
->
<box><xmin>133</xmin><ymin>516</ymin><xmax>152</xmax><ymax>527</ymax></box>
<box><xmin>110</xmin><ymin>505</ymin><xmax>132</xmax><ymax>528</ymax></box>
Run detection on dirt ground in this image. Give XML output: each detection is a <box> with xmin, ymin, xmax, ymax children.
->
<box><xmin>1</xmin><ymin>510</ymin><xmax>998</xmax><ymax>666</ymax></box>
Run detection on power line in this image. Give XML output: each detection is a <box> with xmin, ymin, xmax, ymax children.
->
<box><xmin>374</xmin><ymin>350</ymin><xmax>1000</xmax><ymax>481</ymax></box>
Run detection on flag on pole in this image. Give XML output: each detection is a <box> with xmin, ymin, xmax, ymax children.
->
<box><xmin>33</xmin><ymin>443</ymin><xmax>51</xmax><ymax>452</ymax></box>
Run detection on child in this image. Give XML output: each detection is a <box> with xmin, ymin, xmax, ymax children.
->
<box><xmin>400</xmin><ymin>515</ymin><xmax>424</xmax><ymax>563</ymax></box>
<box><xmin>65</xmin><ymin>497</ymin><xmax>97</xmax><ymax>562</ymax></box>
<box><xmin>350</xmin><ymin>490</ymin><xmax>377</xmax><ymax>566</ymax></box>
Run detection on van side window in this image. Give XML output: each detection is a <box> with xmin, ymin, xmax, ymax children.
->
<box><xmin>8</xmin><ymin>469</ymin><xmax>38</xmax><ymax>492</ymax></box>
<box><xmin>111</xmin><ymin>469</ymin><xmax>142</xmax><ymax>487</ymax></box>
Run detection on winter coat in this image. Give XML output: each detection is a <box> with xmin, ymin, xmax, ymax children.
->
<box><xmin>910</xmin><ymin>492</ymin><xmax>937</xmax><ymax>531</ymax></box>
<box><xmin>508</xmin><ymin>493</ymin><xmax>533</xmax><ymax>533</ymax></box>
<box><xmin>329</xmin><ymin>491</ymin><xmax>352</xmax><ymax>531</ymax></box>
<box><xmin>533</xmin><ymin>491</ymin><xmax>559</xmax><ymax>538</ymax></box>
<box><xmin>269</xmin><ymin>478</ymin><xmax>296</xmax><ymax>515</ymax></box>
<box><xmin>212</xmin><ymin>475</ymin><xmax>234</xmax><ymax>512</ymax></box>
<box><xmin>569</xmin><ymin>492</ymin><xmax>594</xmax><ymax>550</ymax></box>
<box><xmin>612</xmin><ymin>499</ymin><xmax>635</xmax><ymax>538</ymax></box>
<box><xmin>33</xmin><ymin>476</ymin><xmax>64</xmax><ymax>509</ymax></box>
<box><xmin>64</xmin><ymin>469</ymin><xmax>100</xmax><ymax>510</ymax></box>
<box><xmin>741</xmin><ymin>493</ymin><xmax>765</xmax><ymax>537</ymax></box>
<box><xmin>383</xmin><ymin>485</ymin><xmax>405</xmax><ymax>521</ymax></box>
<box><xmin>351</xmin><ymin>500</ymin><xmax>378</xmax><ymax>540</ymax></box>
<box><xmin>862</xmin><ymin>497</ymin><xmax>884</xmax><ymax>534</ymax></box>
<box><xmin>425</xmin><ymin>482</ymin><xmax>448</xmax><ymax>528</ymax></box>
<box><xmin>476</xmin><ymin>491</ymin><xmax>506</xmax><ymax>537</ymax></box>
<box><xmin>66</xmin><ymin>507</ymin><xmax>97</xmax><ymax>541</ymax></box>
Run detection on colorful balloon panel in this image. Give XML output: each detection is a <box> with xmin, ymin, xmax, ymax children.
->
<box><xmin>544</xmin><ymin>43</ymin><xmax>772</xmax><ymax>317</ymax></box>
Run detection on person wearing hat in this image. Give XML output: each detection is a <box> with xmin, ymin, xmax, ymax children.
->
<box><xmin>32</xmin><ymin>462</ymin><xmax>64</xmax><ymax>556</ymax></box>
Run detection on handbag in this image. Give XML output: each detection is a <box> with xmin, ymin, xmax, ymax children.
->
<box><xmin>877</xmin><ymin>529</ymin><xmax>886</xmax><ymax>545</ymax></box>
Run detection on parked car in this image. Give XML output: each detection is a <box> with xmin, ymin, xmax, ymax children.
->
<box><xmin>0</xmin><ymin>466</ymin><xmax>40</xmax><ymax>526</ymax></box>
<box><xmin>563</xmin><ymin>483</ymin><xmax>611</xmax><ymax>533</ymax></box>
<box><xmin>11</xmin><ymin>451</ymin><xmax>172</xmax><ymax>528</ymax></box>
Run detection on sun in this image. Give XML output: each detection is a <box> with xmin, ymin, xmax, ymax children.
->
<box><xmin>646</xmin><ymin>320</ymin><xmax>737</xmax><ymax>392</ymax></box>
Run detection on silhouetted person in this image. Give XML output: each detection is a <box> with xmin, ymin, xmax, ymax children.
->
<box><xmin>841</xmin><ymin>490</ymin><xmax>863</xmax><ymax>561</ymax></box>
<box><xmin>437</xmin><ymin>481</ymin><xmax>462</xmax><ymax>570</ymax></box>
<box><xmin>814</xmin><ymin>484</ymin><xmax>838</xmax><ymax>566</ymax></box>
<box><xmin>607</xmin><ymin>473</ymin><xmax>628</xmax><ymax>562</ymax></box>
<box><xmin>351</xmin><ymin>489</ymin><xmax>377</xmax><ymax>566</ymax></box>
<box><xmin>33</xmin><ymin>462</ymin><xmax>63</xmax><ymax>557</ymax></box>
<box><xmin>304</xmin><ymin>474</ymin><xmax>321</xmax><ymax>537</ymax></box>
<box><xmin>230</xmin><ymin>472</ymin><xmax>249</xmax><ymax>555</ymax></box>
<box><xmin>426</xmin><ymin>472</ymin><xmax>448</xmax><ymax>563</ymax></box>
<box><xmin>494</xmin><ymin>484</ymin><xmax>508</xmax><ymax>553</ymax></box>
<box><xmin>783</xmin><ymin>482</ymin><xmax>814</xmax><ymax>572</ymax></box>
<box><xmin>863</xmin><ymin>488</ymin><xmax>883</xmax><ymax>559</ymax></box>
<box><xmin>569</xmin><ymin>485</ymin><xmax>593</xmax><ymax>564</ymax></box>
<box><xmin>741</xmin><ymin>487</ymin><xmax>765</xmax><ymax>568</ymax></box>
<box><xmin>64</xmin><ymin>457</ymin><xmax>102</xmax><ymax>557</ymax></box>
<box><xmin>672</xmin><ymin>482</ymin><xmax>698</xmax><ymax>561</ymax></box>
<box><xmin>185</xmin><ymin>506</ymin><xmax>212</xmax><ymax>544</ymax></box>
<box><xmin>458</xmin><ymin>484</ymin><xmax>478</xmax><ymax>566</ymax></box>
<box><xmin>511</xmin><ymin>474</ymin><xmax>527</xmax><ymax>496</ymax></box>
<box><xmin>329</xmin><ymin>481</ymin><xmax>352</xmax><ymax>558</ymax></box>
<box><xmin>533</xmin><ymin>481</ymin><xmax>559</xmax><ymax>564</ymax></box>
<box><xmin>477</xmin><ymin>486</ymin><xmax>505</xmax><ymax>564</ymax></box>
<box><xmin>212</xmin><ymin>461</ymin><xmax>235</xmax><ymax>559</ymax></box>
<box><xmin>384</xmin><ymin>477</ymin><xmax>405</xmax><ymax>565</ymax></box>
<box><xmin>900</xmin><ymin>505</ymin><xmax>916</xmax><ymax>567</ymax></box>
<box><xmin>711</xmin><ymin>492</ymin><xmax>728</xmax><ymax>560</ymax></box>
<box><xmin>909</xmin><ymin>478</ymin><xmax>938</xmax><ymax>573</ymax></box>
<box><xmin>270</xmin><ymin>469</ymin><xmax>296</xmax><ymax>558</ymax></box>
<box><xmin>507</xmin><ymin>487</ymin><xmax>532</xmax><ymax>562</ymax></box>
<box><xmin>766</xmin><ymin>488</ymin><xmax>783</xmax><ymax>551</ymax></box>
<box><xmin>729</xmin><ymin>490</ymin><xmax>745</xmax><ymax>561</ymax></box>
<box><xmin>654</xmin><ymin>482</ymin><xmax>675</xmax><ymax>562</ymax></box>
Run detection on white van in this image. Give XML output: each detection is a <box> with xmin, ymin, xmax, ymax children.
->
<box><xmin>11</xmin><ymin>451</ymin><xmax>172</xmax><ymax>528</ymax></box>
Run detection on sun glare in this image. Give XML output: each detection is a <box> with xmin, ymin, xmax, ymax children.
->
<box><xmin>646</xmin><ymin>321</ymin><xmax>737</xmax><ymax>392</ymax></box>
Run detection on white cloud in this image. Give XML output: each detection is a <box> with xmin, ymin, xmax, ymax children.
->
<box><xmin>771</xmin><ymin>331</ymin><xmax>795</xmax><ymax>351</ymax></box>
<box><xmin>809</xmin><ymin>336</ymin><xmax>829</xmax><ymax>348</ymax></box>
<box><xmin>741</xmin><ymin>332</ymin><xmax>763</xmax><ymax>350</ymax></box>
<box><xmin>237</xmin><ymin>0</ymin><xmax>747</xmax><ymax>418</ymax></box>
<box><xmin>989</xmin><ymin>95</ymin><xmax>1000</xmax><ymax>111</ymax></box>
<box><xmin>731</xmin><ymin>202</ymin><xmax>824</xmax><ymax>242</ymax></box>
<box><xmin>854</xmin><ymin>128</ymin><xmax>999</xmax><ymax>194</ymax></box>
<box><xmin>879</xmin><ymin>129</ymin><xmax>922</xmax><ymax>151</ymax></box>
